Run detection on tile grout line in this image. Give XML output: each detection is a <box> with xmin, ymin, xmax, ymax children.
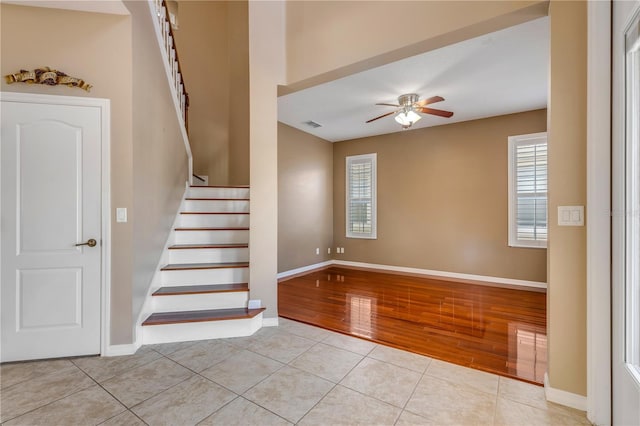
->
<box><xmin>233</xmin><ymin>324</ymin><xmax>567</xmax><ymax>423</ymax></box>
<box><xmin>91</xmin><ymin>351</ymin><xmax>199</xmax><ymax>417</ymax></box>
<box><xmin>221</xmin><ymin>325</ymin><xmax>361</xmax><ymax>424</ymax></box>
<box><xmin>121</xmin><ymin>346</ymin><xmax>283</xmax><ymax>425</ymax></box>
<box><xmin>174</xmin><ymin>341</ymin><xmax>293</xmax><ymax>423</ymax></box>
<box><xmin>393</xmin><ymin>359</ymin><xmax>431</xmax><ymax>425</ymax></box>
<box><xmin>280</xmin><ymin>321</ymin><xmax>439</xmax><ymax>423</ymax></box>
<box><xmin>493</xmin><ymin>376</ymin><xmax>504</xmax><ymax>426</ymax></box>
<box><xmin>195</xmin><ymin>394</ymin><xmax>293</xmax><ymax>426</ymax></box>
<box><xmin>287</xmin><ymin>330</ymin><xmax>368</xmax><ymax>423</ymax></box>
<box><xmin>294</xmin><ymin>381</ymin><xmax>339</xmax><ymax>425</ymax></box>
<box><xmin>139</xmin><ymin>347</ymin><xmax>283</xmax><ymax>425</ymax></box>
<box><xmin>0</xmin><ymin>363</ymin><xmax>97</xmax><ymax>424</ymax></box>
<box><xmin>71</xmin><ymin>357</ymin><xmax>150</xmax><ymax>425</ymax></box>
<box><xmin>70</xmin><ymin>349</ymin><xmax>164</xmax><ymax>384</ymax></box>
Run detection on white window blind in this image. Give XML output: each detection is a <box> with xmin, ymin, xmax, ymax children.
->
<box><xmin>346</xmin><ymin>153</ymin><xmax>377</xmax><ymax>239</ymax></box>
<box><xmin>508</xmin><ymin>133</ymin><xmax>548</xmax><ymax>248</ymax></box>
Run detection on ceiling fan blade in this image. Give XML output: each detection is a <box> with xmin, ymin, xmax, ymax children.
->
<box><xmin>415</xmin><ymin>96</ymin><xmax>444</xmax><ymax>107</ymax></box>
<box><xmin>418</xmin><ymin>107</ymin><xmax>454</xmax><ymax>118</ymax></box>
<box><xmin>366</xmin><ymin>110</ymin><xmax>397</xmax><ymax>123</ymax></box>
<box><xmin>375</xmin><ymin>103</ymin><xmax>401</xmax><ymax>107</ymax></box>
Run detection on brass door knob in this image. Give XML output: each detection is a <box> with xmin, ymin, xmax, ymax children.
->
<box><xmin>75</xmin><ymin>239</ymin><xmax>97</xmax><ymax>247</ymax></box>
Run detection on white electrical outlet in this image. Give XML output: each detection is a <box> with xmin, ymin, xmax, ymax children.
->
<box><xmin>315</xmin><ymin>248</ymin><xmax>320</xmax><ymax>255</ymax></box>
<box><xmin>328</xmin><ymin>247</ymin><xmax>331</xmax><ymax>254</ymax></box>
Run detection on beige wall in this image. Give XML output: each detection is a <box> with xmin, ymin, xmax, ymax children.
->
<box><xmin>285</xmin><ymin>0</ymin><xmax>547</xmax><ymax>87</ymax></box>
<box><xmin>278</xmin><ymin>123</ymin><xmax>333</xmax><ymax>272</ymax></box>
<box><xmin>173</xmin><ymin>1</ymin><xmax>229</xmax><ymax>184</ymax></box>
<box><xmin>173</xmin><ymin>0</ymin><xmax>249</xmax><ymax>185</ymax></box>
<box><xmin>249</xmin><ymin>0</ymin><xmax>285</xmax><ymax>320</ymax></box>
<box><xmin>333</xmin><ymin>110</ymin><xmax>548</xmax><ymax>282</ymax></box>
<box><xmin>547</xmin><ymin>0</ymin><xmax>587</xmax><ymax>396</ymax></box>
<box><xmin>227</xmin><ymin>0</ymin><xmax>250</xmax><ymax>185</ymax></box>
<box><xmin>0</xmin><ymin>4</ymin><xmax>135</xmax><ymax>344</ymax></box>
<box><xmin>124</xmin><ymin>0</ymin><xmax>189</xmax><ymax>327</ymax></box>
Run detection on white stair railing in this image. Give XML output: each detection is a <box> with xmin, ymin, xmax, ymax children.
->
<box><xmin>148</xmin><ymin>0</ymin><xmax>193</xmax><ymax>182</ymax></box>
<box><xmin>152</xmin><ymin>0</ymin><xmax>189</xmax><ymax>126</ymax></box>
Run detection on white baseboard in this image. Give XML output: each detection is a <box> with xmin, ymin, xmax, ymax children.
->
<box><xmin>103</xmin><ymin>341</ymin><xmax>140</xmax><ymax>357</ymax></box>
<box><xmin>334</xmin><ymin>260</ymin><xmax>547</xmax><ymax>290</ymax></box>
<box><xmin>277</xmin><ymin>260</ymin><xmax>334</xmax><ymax>280</ymax></box>
<box><xmin>544</xmin><ymin>373</ymin><xmax>588</xmax><ymax>411</ymax></box>
<box><xmin>262</xmin><ymin>317</ymin><xmax>279</xmax><ymax>327</ymax></box>
<box><xmin>277</xmin><ymin>260</ymin><xmax>546</xmax><ymax>290</ymax></box>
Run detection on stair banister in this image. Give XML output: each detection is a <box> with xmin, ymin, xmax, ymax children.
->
<box><xmin>148</xmin><ymin>0</ymin><xmax>193</xmax><ymax>183</ymax></box>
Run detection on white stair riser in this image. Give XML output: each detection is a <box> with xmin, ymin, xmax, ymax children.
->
<box><xmin>174</xmin><ymin>230</ymin><xmax>249</xmax><ymax>245</ymax></box>
<box><xmin>152</xmin><ymin>291</ymin><xmax>248</xmax><ymax>312</ymax></box>
<box><xmin>169</xmin><ymin>247</ymin><xmax>249</xmax><ymax>264</ymax></box>
<box><xmin>142</xmin><ymin>313</ymin><xmax>263</xmax><ymax>345</ymax></box>
<box><xmin>179</xmin><ymin>214</ymin><xmax>249</xmax><ymax>228</ymax></box>
<box><xmin>188</xmin><ymin>187</ymin><xmax>250</xmax><ymax>199</ymax></box>
<box><xmin>161</xmin><ymin>268</ymin><xmax>249</xmax><ymax>285</ymax></box>
<box><xmin>184</xmin><ymin>200</ymin><xmax>249</xmax><ymax>212</ymax></box>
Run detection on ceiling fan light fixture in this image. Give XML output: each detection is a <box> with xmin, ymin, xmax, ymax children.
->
<box><xmin>394</xmin><ymin>109</ymin><xmax>421</xmax><ymax>127</ymax></box>
<box><xmin>365</xmin><ymin>93</ymin><xmax>452</xmax><ymax>127</ymax></box>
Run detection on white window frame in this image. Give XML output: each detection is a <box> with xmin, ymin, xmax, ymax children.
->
<box><xmin>508</xmin><ymin>132</ymin><xmax>548</xmax><ymax>248</ymax></box>
<box><xmin>346</xmin><ymin>153</ymin><xmax>377</xmax><ymax>239</ymax></box>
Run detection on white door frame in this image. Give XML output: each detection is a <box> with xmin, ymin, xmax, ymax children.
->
<box><xmin>0</xmin><ymin>91</ymin><xmax>111</xmax><ymax>357</ymax></box>
<box><xmin>586</xmin><ymin>1</ymin><xmax>612</xmax><ymax>424</ymax></box>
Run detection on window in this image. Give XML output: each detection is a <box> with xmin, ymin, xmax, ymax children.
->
<box><xmin>346</xmin><ymin>153</ymin><xmax>377</xmax><ymax>239</ymax></box>
<box><xmin>508</xmin><ymin>132</ymin><xmax>547</xmax><ymax>248</ymax></box>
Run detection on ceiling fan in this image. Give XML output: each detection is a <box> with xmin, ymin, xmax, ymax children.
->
<box><xmin>366</xmin><ymin>93</ymin><xmax>454</xmax><ymax>129</ymax></box>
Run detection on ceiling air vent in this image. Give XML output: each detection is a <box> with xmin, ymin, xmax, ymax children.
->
<box><xmin>304</xmin><ymin>120</ymin><xmax>322</xmax><ymax>128</ymax></box>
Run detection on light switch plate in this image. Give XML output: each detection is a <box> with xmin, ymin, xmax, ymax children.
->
<box><xmin>116</xmin><ymin>207</ymin><xmax>127</xmax><ymax>223</ymax></box>
<box><xmin>558</xmin><ymin>206</ymin><xmax>584</xmax><ymax>226</ymax></box>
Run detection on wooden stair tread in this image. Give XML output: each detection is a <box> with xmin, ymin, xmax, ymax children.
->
<box><xmin>180</xmin><ymin>212</ymin><xmax>250</xmax><ymax>215</ymax></box>
<box><xmin>161</xmin><ymin>262</ymin><xmax>249</xmax><ymax>271</ymax></box>
<box><xmin>175</xmin><ymin>227</ymin><xmax>249</xmax><ymax>231</ymax></box>
<box><xmin>169</xmin><ymin>243</ymin><xmax>249</xmax><ymax>250</ymax></box>
<box><xmin>153</xmin><ymin>283</ymin><xmax>249</xmax><ymax>296</ymax></box>
<box><xmin>142</xmin><ymin>307</ymin><xmax>265</xmax><ymax>326</ymax></box>
<box><xmin>186</xmin><ymin>198</ymin><xmax>250</xmax><ymax>201</ymax></box>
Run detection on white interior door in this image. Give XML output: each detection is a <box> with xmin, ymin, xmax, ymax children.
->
<box><xmin>1</xmin><ymin>93</ymin><xmax>104</xmax><ymax>362</ymax></box>
<box><xmin>613</xmin><ymin>1</ymin><xmax>640</xmax><ymax>424</ymax></box>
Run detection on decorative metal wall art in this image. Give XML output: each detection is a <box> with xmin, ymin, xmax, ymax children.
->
<box><xmin>5</xmin><ymin>67</ymin><xmax>92</xmax><ymax>91</ymax></box>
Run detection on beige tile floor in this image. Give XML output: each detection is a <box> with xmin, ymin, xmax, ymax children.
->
<box><xmin>0</xmin><ymin>318</ymin><xmax>590</xmax><ymax>425</ymax></box>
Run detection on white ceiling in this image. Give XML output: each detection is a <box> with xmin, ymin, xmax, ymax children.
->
<box><xmin>2</xmin><ymin>0</ymin><xmax>130</xmax><ymax>15</ymax></box>
<box><xmin>278</xmin><ymin>17</ymin><xmax>549</xmax><ymax>143</ymax></box>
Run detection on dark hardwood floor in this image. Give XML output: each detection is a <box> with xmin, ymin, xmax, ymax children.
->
<box><xmin>278</xmin><ymin>266</ymin><xmax>546</xmax><ymax>385</ymax></box>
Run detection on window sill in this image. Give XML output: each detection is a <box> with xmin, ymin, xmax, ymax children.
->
<box><xmin>508</xmin><ymin>242</ymin><xmax>547</xmax><ymax>249</ymax></box>
<box><xmin>346</xmin><ymin>235</ymin><xmax>377</xmax><ymax>240</ymax></box>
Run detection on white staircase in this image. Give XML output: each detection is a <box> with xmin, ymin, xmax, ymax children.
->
<box><xmin>141</xmin><ymin>185</ymin><xmax>264</xmax><ymax>345</ymax></box>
